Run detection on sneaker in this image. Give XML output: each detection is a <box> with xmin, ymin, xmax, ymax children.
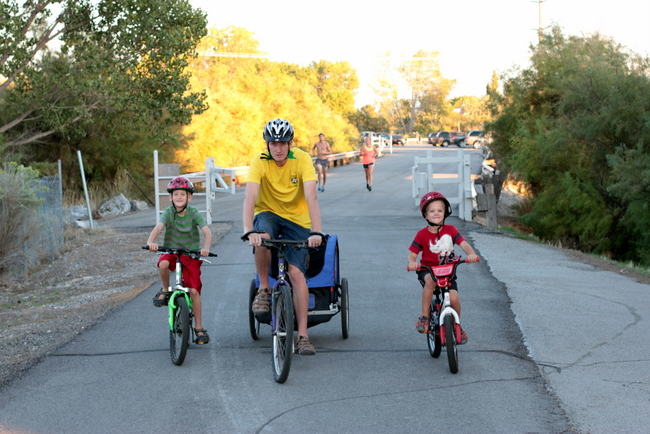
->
<box><xmin>368</xmin><ymin>185</ymin><xmax>372</xmax><ymax>192</ymax></box>
<box><xmin>415</xmin><ymin>316</ymin><xmax>429</xmax><ymax>333</ymax></box>
<box><xmin>317</xmin><ymin>186</ymin><xmax>322</xmax><ymax>192</ymax></box>
<box><xmin>459</xmin><ymin>326</ymin><xmax>468</xmax><ymax>344</ymax></box>
<box><xmin>295</xmin><ymin>335</ymin><xmax>316</xmax><ymax>355</ymax></box>
<box><xmin>321</xmin><ymin>186</ymin><xmax>325</xmax><ymax>192</ymax></box>
<box><xmin>252</xmin><ymin>288</ymin><xmax>270</xmax><ymax>314</ymax></box>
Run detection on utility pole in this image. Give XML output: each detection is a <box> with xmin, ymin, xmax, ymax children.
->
<box><xmin>532</xmin><ymin>0</ymin><xmax>545</xmax><ymax>42</ymax></box>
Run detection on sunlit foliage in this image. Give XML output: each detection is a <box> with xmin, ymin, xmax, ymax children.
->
<box><xmin>179</xmin><ymin>26</ymin><xmax>360</xmax><ymax>171</ymax></box>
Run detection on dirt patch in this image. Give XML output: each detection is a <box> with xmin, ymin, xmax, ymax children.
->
<box><xmin>0</xmin><ymin>222</ymin><xmax>231</xmax><ymax>388</ymax></box>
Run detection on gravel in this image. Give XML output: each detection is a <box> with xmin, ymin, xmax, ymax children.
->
<box><xmin>0</xmin><ymin>222</ymin><xmax>231</xmax><ymax>388</ymax></box>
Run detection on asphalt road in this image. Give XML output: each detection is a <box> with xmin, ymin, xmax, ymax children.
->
<box><xmin>1</xmin><ymin>143</ymin><xmax>647</xmax><ymax>433</ymax></box>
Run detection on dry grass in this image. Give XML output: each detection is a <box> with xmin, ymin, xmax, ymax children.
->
<box><xmin>62</xmin><ymin>170</ymin><xmax>142</xmax><ymax>208</ymax></box>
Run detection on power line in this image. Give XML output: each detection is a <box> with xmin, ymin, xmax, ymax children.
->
<box><xmin>197</xmin><ymin>52</ymin><xmax>268</xmax><ymax>58</ymax></box>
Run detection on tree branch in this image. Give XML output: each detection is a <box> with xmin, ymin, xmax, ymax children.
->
<box><xmin>0</xmin><ymin>4</ymin><xmax>92</xmax><ymax>93</ymax></box>
<box><xmin>3</xmin><ymin>100</ymin><xmax>101</xmax><ymax>148</ymax></box>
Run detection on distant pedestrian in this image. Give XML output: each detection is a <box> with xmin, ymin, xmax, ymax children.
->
<box><xmin>312</xmin><ymin>133</ymin><xmax>332</xmax><ymax>192</ymax></box>
<box><xmin>360</xmin><ymin>136</ymin><xmax>378</xmax><ymax>191</ymax></box>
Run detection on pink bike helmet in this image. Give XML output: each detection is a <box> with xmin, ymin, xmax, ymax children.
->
<box><xmin>167</xmin><ymin>176</ymin><xmax>194</xmax><ymax>194</ymax></box>
<box><xmin>419</xmin><ymin>191</ymin><xmax>452</xmax><ymax>218</ymax></box>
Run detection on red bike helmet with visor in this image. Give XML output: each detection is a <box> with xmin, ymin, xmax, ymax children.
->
<box><xmin>167</xmin><ymin>176</ymin><xmax>194</xmax><ymax>194</ymax></box>
<box><xmin>419</xmin><ymin>191</ymin><xmax>452</xmax><ymax>219</ymax></box>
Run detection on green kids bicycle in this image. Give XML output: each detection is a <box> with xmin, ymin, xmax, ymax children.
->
<box><xmin>143</xmin><ymin>245</ymin><xmax>217</xmax><ymax>365</ymax></box>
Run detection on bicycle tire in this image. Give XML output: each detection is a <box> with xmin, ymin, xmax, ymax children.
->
<box><xmin>272</xmin><ymin>284</ymin><xmax>294</xmax><ymax>383</ymax></box>
<box><xmin>248</xmin><ymin>279</ymin><xmax>260</xmax><ymax>340</ymax></box>
<box><xmin>427</xmin><ymin>310</ymin><xmax>442</xmax><ymax>358</ymax></box>
<box><xmin>340</xmin><ymin>278</ymin><xmax>350</xmax><ymax>339</ymax></box>
<box><xmin>444</xmin><ymin>314</ymin><xmax>459</xmax><ymax>373</ymax></box>
<box><xmin>170</xmin><ymin>295</ymin><xmax>190</xmax><ymax>366</ymax></box>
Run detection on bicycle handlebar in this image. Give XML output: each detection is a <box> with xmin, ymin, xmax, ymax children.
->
<box><xmin>406</xmin><ymin>256</ymin><xmax>480</xmax><ymax>272</ymax></box>
<box><xmin>142</xmin><ymin>245</ymin><xmax>218</xmax><ymax>258</ymax></box>
<box><xmin>241</xmin><ymin>230</ymin><xmax>326</xmax><ymax>248</ymax></box>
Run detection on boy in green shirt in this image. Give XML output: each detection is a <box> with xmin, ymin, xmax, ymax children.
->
<box><xmin>147</xmin><ymin>176</ymin><xmax>212</xmax><ymax>344</ymax></box>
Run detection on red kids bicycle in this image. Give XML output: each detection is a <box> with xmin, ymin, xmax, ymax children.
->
<box><xmin>410</xmin><ymin>256</ymin><xmax>479</xmax><ymax>373</ymax></box>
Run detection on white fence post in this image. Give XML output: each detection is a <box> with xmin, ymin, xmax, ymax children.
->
<box><xmin>205</xmin><ymin>157</ymin><xmax>214</xmax><ymax>225</ymax></box>
<box><xmin>411</xmin><ymin>148</ymin><xmax>474</xmax><ymax>221</ymax></box>
<box><xmin>154</xmin><ymin>150</ymin><xmax>160</xmax><ymax>223</ymax></box>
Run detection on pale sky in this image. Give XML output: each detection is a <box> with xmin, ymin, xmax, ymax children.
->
<box><xmin>189</xmin><ymin>0</ymin><xmax>650</xmax><ymax>108</ymax></box>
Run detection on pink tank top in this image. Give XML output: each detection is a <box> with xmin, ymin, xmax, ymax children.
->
<box><xmin>361</xmin><ymin>145</ymin><xmax>376</xmax><ymax>165</ymax></box>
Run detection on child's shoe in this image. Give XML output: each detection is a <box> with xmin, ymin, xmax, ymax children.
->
<box><xmin>415</xmin><ymin>316</ymin><xmax>429</xmax><ymax>333</ymax></box>
<box><xmin>152</xmin><ymin>289</ymin><xmax>170</xmax><ymax>307</ymax></box>
<box><xmin>459</xmin><ymin>326</ymin><xmax>468</xmax><ymax>344</ymax></box>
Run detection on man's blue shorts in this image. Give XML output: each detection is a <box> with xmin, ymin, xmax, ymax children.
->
<box><xmin>253</xmin><ymin>211</ymin><xmax>311</xmax><ymax>274</ymax></box>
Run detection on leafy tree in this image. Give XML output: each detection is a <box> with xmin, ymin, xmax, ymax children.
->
<box><xmin>178</xmin><ymin>26</ymin><xmax>360</xmax><ymax>171</ymax></box>
<box><xmin>448</xmin><ymin>96</ymin><xmax>490</xmax><ymax>132</ymax></box>
<box><xmin>374</xmin><ymin>51</ymin><xmax>454</xmax><ymax>135</ymax></box>
<box><xmin>488</xmin><ymin>26</ymin><xmax>650</xmax><ymax>264</ymax></box>
<box><xmin>348</xmin><ymin>105</ymin><xmax>388</xmax><ymax>134</ymax></box>
<box><xmin>1</xmin><ymin>0</ymin><xmax>208</xmax><ymax>179</ymax></box>
<box><xmin>306</xmin><ymin>60</ymin><xmax>359</xmax><ymax>117</ymax></box>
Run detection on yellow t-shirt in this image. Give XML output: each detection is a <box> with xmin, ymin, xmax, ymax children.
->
<box><xmin>247</xmin><ymin>147</ymin><xmax>317</xmax><ymax>228</ymax></box>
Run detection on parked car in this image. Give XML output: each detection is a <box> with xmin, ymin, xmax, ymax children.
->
<box><xmin>427</xmin><ymin>132</ymin><xmax>437</xmax><ymax>145</ymax></box>
<box><xmin>465</xmin><ymin>130</ymin><xmax>483</xmax><ymax>147</ymax></box>
<box><xmin>391</xmin><ymin>134</ymin><xmax>404</xmax><ymax>145</ymax></box>
<box><xmin>450</xmin><ymin>132</ymin><xmax>466</xmax><ymax>147</ymax></box>
<box><xmin>432</xmin><ymin>131</ymin><xmax>461</xmax><ymax>147</ymax></box>
<box><xmin>376</xmin><ymin>132</ymin><xmax>391</xmax><ymax>147</ymax></box>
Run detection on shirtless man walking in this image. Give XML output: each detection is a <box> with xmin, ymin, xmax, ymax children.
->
<box><xmin>312</xmin><ymin>133</ymin><xmax>333</xmax><ymax>192</ymax></box>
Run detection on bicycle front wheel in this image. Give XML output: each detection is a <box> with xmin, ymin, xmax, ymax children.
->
<box><xmin>272</xmin><ymin>285</ymin><xmax>294</xmax><ymax>383</ymax></box>
<box><xmin>444</xmin><ymin>314</ymin><xmax>459</xmax><ymax>373</ymax></box>
<box><xmin>248</xmin><ymin>279</ymin><xmax>260</xmax><ymax>340</ymax></box>
<box><xmin>170</xmin><ymin>295</ymin><xmax>190</xmax><ymax>366</ymax></box>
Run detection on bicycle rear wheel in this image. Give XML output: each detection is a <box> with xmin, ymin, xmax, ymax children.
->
<box><xmin>272</xmin><ymin>284</ymin><xmax>294</xmax><ymax>383</ymax></box>
<box><xmin>444</xmin><ymin>314</ymin><xmax>459</xmax><ymax>373</ymax></box>
<box><xmin>427</xmin><ymin>312</ymin><xmax>442</xmax><ymax>358</ymax></box>
<box><xmin>170</xmin><ymin>295</ymin><xmax>190</xmax><ymax>366</ymax></box>
<box><xmin>340</xmin><ymin>278</ymin><xmax>349</xmax><ymax>339</ymax></box>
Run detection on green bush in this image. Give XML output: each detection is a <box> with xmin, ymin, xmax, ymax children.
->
<box><xmin>0</xmin><ymin>163</ymin><xmax>45</xmax><ymax>273</ymax></box>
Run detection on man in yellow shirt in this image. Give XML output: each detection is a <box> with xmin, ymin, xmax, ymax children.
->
<box><xmin>242</xmin><ymin>118</ymin><xmax>324</xmax><ymax>355</ymax></box>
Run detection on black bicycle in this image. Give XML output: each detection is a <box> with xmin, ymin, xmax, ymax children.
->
<box><xmin>143</xmin><ymin>246</ymin><xmax>217</xmax><ymax>365</ymax></box>
<box><xmin>242</xmin><ymin>230</ymin><xmax>326</xmax><ymax>383</ymax></box>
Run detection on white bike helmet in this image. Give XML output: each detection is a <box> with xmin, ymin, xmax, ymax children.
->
<box><xmin>263</xmin><ymin>118</ymin><xmax>294</xmax><ymax>142</ymax></box>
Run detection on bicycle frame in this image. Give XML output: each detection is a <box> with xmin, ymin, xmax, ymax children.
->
<box><xmin>143</xmin><ymin>245</ymin><xmax>216</xmax><ymax>366</ymax></box>
<box><xmin>167</xmin><ymin>255</ymin><xmax>193</xmax><ymax>332</ymax></box>
<box><xmin>430</xmin><ymin>262</ymin><xmax>462</xmax><ymax>346</ymax></box>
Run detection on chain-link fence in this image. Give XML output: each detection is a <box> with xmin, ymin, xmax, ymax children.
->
<box><xmin>15</xmin><ymin>176</ymin><xmax>65</xmax><ymax>276</ymax></box>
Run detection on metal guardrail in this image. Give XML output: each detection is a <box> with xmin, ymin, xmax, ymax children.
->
<box><xmin>153</xmin><ymin>149</ymin><xmax>368</xmax><ymax>224</ymax></box>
